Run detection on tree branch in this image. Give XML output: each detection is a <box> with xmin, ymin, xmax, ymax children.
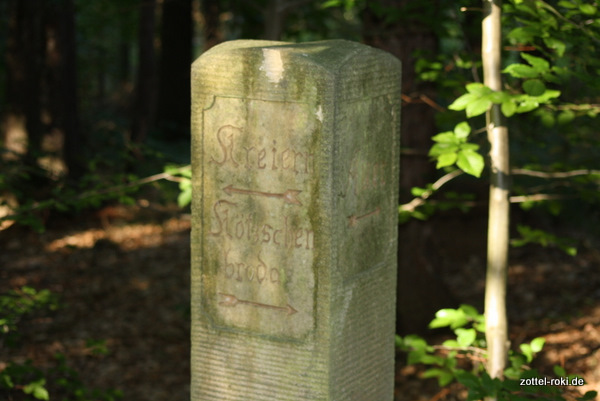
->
<box><xmin>511</xmin><ymin>168</ymin><xmax>600</xmax><ymax>178</ymax></box>
<box><xmin>509</xmin><ymin>193</ymin><xmax>573</xmax><ymax>203</ymax></box>
<box><xmin>399</xmin><ymin>170</ymin><xmax>464</xmax><ymax>212</ymax></box>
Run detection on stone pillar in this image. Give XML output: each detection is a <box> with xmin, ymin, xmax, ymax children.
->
<box><xmin>191</xmin><ymin>40</ymin><xmax>401</xmax><ymax>401</ymax></box>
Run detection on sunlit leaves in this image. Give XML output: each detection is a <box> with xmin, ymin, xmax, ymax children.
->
<box><xmin>501</xmin><ymin>99</ymin><xmax>517</xmax><ymax>117</ymax></box>
<box><xmin>164</xmin><ymin>164</ymin><xmax>192</xmax><ymax>208</ymax></box>
<box><xmin>457</xmin><ymin>149</ymin><xmax>485</xmax><ymax>177</ymax></box>
<box><xmin>449</xmin><ymin>83</ymin><xmax>494</xmax><ymax>117</ymax></box>
<box><xmin>429</xmin><ymin>304</ymin><xmax>484</xmax><ymax>331</ymax></box>
<box><xmin>503</xmin><ymin>63</ymin><xmax>539</xmax><ymax>79</ymax></box>
<box><xmin>429</xmin><ymin>122</ymin><xmax>484</xmax><ymax>177</ymax></box>
<box><xmin>579</xmin><ymin>3</ymin><xmax>597</xmax><ymax>16</ymax></box>
<box><xmin>23</xmin><ymin>379</ymin><xmax>49</xmax><ymax>401</ymax></box>
<box><xmin>520</xmin><ymin>337</ymin><xmax>545</xmax><ymax>363</ymax></box>
<box><xmin>511</xmin><ymin>224</ymin><xmax>577</xmax><ymax>255</ymax></box>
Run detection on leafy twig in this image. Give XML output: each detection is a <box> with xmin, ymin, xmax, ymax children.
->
<box><xmin>400</xmin><ymin>170</ymin><xmax>464</xmax><ymax>212</ymax></box>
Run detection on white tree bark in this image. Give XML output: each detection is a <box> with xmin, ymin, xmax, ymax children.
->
<box><xmin>482</xmin><ymin>0</ymin><xmax>510</xmax><ymax>391</ymax></box>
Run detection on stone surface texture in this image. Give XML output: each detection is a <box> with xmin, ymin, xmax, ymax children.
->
<box><xmin>191</xmin><ymin>39</ymin><xmax>401</xmax><ymax>401</ymax></box>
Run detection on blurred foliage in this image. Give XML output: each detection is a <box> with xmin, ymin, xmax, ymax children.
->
<box><xmin>397</xmin><ymin>305</ymin><xmax>598</xmax><ymax>401</ymax></box>
<box><xmin>397</xmin><ymin>0</ymin><xmax>600</xmax><ymax>246</ymax></box>
<box><xmin>0</xmin><ymin>287</ymin><xmax>122</xmax><ymax>400</ymax></box>
<box><xmin>0</xmin><ymin>0</ymin><xmax>596</xmax><ymax>248</ymax></box>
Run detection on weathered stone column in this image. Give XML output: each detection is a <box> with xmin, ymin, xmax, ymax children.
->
<box><xmin>191</xmin><ymin>40</ymin><xmax>401</xmax><ymax>401</ymax></box>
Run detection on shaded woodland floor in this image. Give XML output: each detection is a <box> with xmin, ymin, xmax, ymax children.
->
<box><xmin>1</xmin><ymin>204</ymin><xmax>598</xmax><ymax>400</ymax></box>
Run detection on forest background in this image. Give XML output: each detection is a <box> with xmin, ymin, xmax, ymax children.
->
<box><xmin>1</xmin><ymin>0</ymin><xmax>600</xmax><ymax>400</ymax></box>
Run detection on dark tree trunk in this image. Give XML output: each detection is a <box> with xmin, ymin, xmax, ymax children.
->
<box><xmin>131</xmin><ymin>0</ymin><xmax>157</xmax><ymax>146</ymax></box>
<box><xmin>363</xmin><ymin>0</ymin><xmax>455</xmax><ymax>334</ymax></box>
<box><xmin>157</xmin><ymin>0</ymin><xmax>192</xmax><ymax>140</ymax></box>
<box><xmin>45</xmin><ymin>0</ymin><xmax>83</xmax><ymax>178</ymax></box>
<box><xmin>263</xmin><ymin>0</ymin><xmax>286</xmax><ymax>40</ymax></box>
<box><xmin>4</xmin><ymin>0</ymin><xmax>44</xmax><ymax>161</ymax></box>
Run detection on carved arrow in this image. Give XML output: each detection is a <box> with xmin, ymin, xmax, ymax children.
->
<box><xmin>218</xmin><ymin>293</ymin><xmax>298</xmax><ymax>316</ymax></box>
<box><xmin>348</xmin><ymin>206</ymin><xmax>381</xmax><ymax>227</ymax></box>
<box><xmin>223</xmin><ymin>185</ymin><xmax>302</xmax><ymax>206</ymax></box>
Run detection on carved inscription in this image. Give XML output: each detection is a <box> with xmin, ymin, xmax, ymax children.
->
<box><xmin>202</xmin><ymin>96</ymin><xmax>316</xmax><ymax>339</ymax></box>
<box><xmin>210</xmin><ymin>125</ymin><xmax>314</xmax><ymax>175</ymax></box>
<box><xmin>219</xmin><ymin>293</ymin><xmax>298</xmax><ymax>316</ymax></box>
<box><xmin>222</xmin><ymin>249</ymin><xmax>280</xmax><ymax>284</ymax></box>
<box><xmin>348</xmin><ymin>207</ymin><xmax>381</xmax><ymax>228</ymax></box>
<box><xmin>208</xmin><ymin>200</ymin><xmax>314</xmax><ymax>250</ymax></box>
<box><xmin>223</xmin><ymin>184</ymin><xmax>303</xmax><ymax>205</ymax></box>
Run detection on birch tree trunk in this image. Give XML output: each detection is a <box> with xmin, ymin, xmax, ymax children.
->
<box><xmin>482</xmin><ymin>0</ymin><xmax>510</xmax><ymax>391</ymax></box>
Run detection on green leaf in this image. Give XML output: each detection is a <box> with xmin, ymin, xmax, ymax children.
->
<box><xmin>501</xmin><ymin>100</ymin><xmax>517</xmax><ymax>117</ymax></box>
<box><xmin>423</xmin><ymin>368</ymin><xmax>454</xmax><ymax>386</ymax></box>
<box><xmin>457</xmin><ymin>149</ymin><xmax>484</xmax><ymax>177</ymax></box>
<box><xmin>530</xmin><ymin>337</ymin><xmax>545</xmax><ymax>353</ymax></box>
<box><xmin>459</xmin><ymin>304</ymin><xmax>480</xmax><ymax>318</ymax></box>
<box><xmin>0</xmin><ymin>372</ymin><xmax>14</xmax><ymax>388</ymax></box>
<box><xmin>177</xmin><ymin>187</ymin><xmax>192</xmax><ymax>208</ymax></box>
<box><xmin>466</xmin><ymin>97</ymin><xmax>492</xmax><ymax>117</ymax></box>
<box><xmin>553</xmin><ymin>365</ymin><xmax>567</xmax><ymax>377</ymax></box>
<box><xmin>579</xmin><ymin>4</ymin><xmax>596</xmax><ymax>15</ymax></box>
<box><xmin>516</xmin><ymin>98</ymin><xmax>540</xmax><ymax>113</ymax></box>
<box><xmin>523</xmin><ymin>79</ymin><xmax>546</xmax><ymax>96</ymax></box>
<box><xmin>456</xmin><ymin>328</ymin><xmax>477</xmax><ymax>347</ymax></box>
<box><xmin>503</xmin><ymin>64</ymin><xmax>539</xmax><ymax>78</ymax></box>
<box><xmin>408</xmin><ymin>349</ymin><xmax>426</xmax><ymax>365</ymax></box>
<box><xmin>420</xmin><ymin>354</ymin><xmax>445</xmax><ymax>365</ymax></box>
<box><xmin>411</xmin><ymin>186</ymin><xmax>428</xmax><ymax>197</ymax></box>
<box><xmin>429</xmin><ymin>308</ymin><xmax>471</xmax><ymax>329</ymax></box>
<box><xmin>543</xmin><ymin>37</ymin><xmax>566</xmax><ymax>57</ymax></box>
<box><xmin>558</xmin><ymin>110</ymin><xmax>575</xmax><ymax>124</ymax></box>
<box><xmin>455</xmin><ymin>370</ymin><xmax>480</xmax><ymax>389</ymax></box>
<box><xmin>432</xmin><ymin>132</ymin><xmax>460</xmax><ymax>144</ymax></box>
<box><xmin>23</xmin><ymin>379</ymin><xmax>49</xmax><ymax>401</ymax></box>
<box><xmin>454</xmin><ymin>122</ymin><xmax>471</xmax><ymax>139</ymax></box>
<box><xmin>480</xmin><ymin>372</ymin><xmax>501</xmax><ymax>396</ymax></box>
<box><xmin>538</xmin><ymin>109</ymin><xmax>555</xmax><ymax>127</ymax></box>
<box><xmin>558</xmin><ymin>1</ymin><xmax>576</xmax><ymax>8</ymax></box>
<box><xmin>460</xmin><ymin>143</ymin><xmax>479</xmax><ymax>151</ymax></box>
<box><xmin>443</xmin><ymin>339</ymin><xmax>460</xmax><ymax>348</ymax></box>
<box><xmin>520</xmin><ymin>343</ymin><xmax>533</xmax><ymax>363</ymax></box>
<box><xmin>533</xmin><ymin>89</ymin><xmax>561</xmax><ymax>103</ymax></box>
<box><xmin>449</xmin><ymin>93</ymin><xmax>478</xmax><ymax>111</ymax></box>
<box><xmin>521</xmin><ymin>53</ymin><xmax>550</xmax><ymax>72</ymax></box>
<box><xmin>578</xmin><ymin>391</ymin><xmax>598</xmax><ymax>401</ymax></box>
<box><xmin>429</xmin><ymin>143</ymin><xmax>459</xmax><ymax>158</ymax></box>
<box><xmin>321</xmin><ymin>0</ymin><xmax>342</xmax><ymax>8</ymax></box>
<box><xmin>507</xmin><ymin>26</ymin><xmax>536</xmax><ymax>43</ymax></box>
<box><xmin>509</xmin><ymin>353</ymin><xmax>526</xmax><ymax>371</ymax></box>
<box><xmin>403</xmin><ymin>334</ymin><xmax>430</xmax><ymax>352</ymax></box>
<box><xmin>429</xmin><ymin>308</ymin><xmax>460</xmax><ymax>329</ymax></box>
<box><xmin>487</xmin><ymin>91</ymin><xmax>509</xmax><ymax>104</ymax></box>
<box><xmin>474</xmin><ymin>320</ymin><xmax>486</xmax><ymax>332</ymax></box>
<box><xmin>465</xmin><ymin>82</ymin><xmax>491</xmax><ymax>95</ymax></box>
<box><xmin>437</xmin><ymin>152</ymin><xmax>458</xmax><ymax>168</ymax></box>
